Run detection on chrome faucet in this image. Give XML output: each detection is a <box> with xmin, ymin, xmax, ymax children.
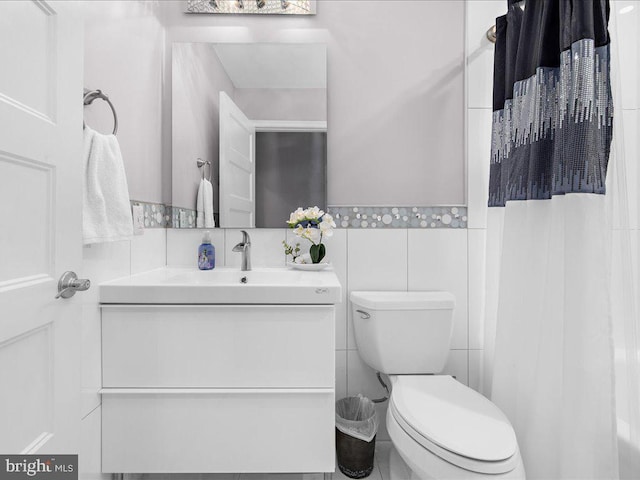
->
<box><xmin>232</xmin><ymin>230</ymin><xmax>252</xmax><ymax>271</ymax></box>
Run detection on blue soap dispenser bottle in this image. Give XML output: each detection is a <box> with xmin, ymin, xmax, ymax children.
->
<box><xmin>198</xmin><ymin>231</ymin><xmax>215</xmax><ymax>270</ymax></box>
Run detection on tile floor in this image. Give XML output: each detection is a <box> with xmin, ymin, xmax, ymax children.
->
<box><xmin>136</xmin><ymin>441</ymin><xmax>409</xmax><ymax>480</ymax></box>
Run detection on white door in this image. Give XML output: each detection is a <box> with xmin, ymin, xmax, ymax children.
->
<box><xmin>0</xmin><ymin>1</ymin><xmax>83</xmax><ymax>455</ymax></box>
<box><xmin>219</xmin><ymin>92</ymin><xmax>256</xmax><ymax>228</ymax></box>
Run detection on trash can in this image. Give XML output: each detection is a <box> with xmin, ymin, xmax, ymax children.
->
<box><xmin>335</xmin><ymin>395</ymin><xmax>379</xmax><ymax>479</ymax></box>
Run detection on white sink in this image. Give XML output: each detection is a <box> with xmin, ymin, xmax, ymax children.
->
<box><xmin>99</xmin><ymin>267</ymin><xmax>342</xmax><ymax>304</ymax></box>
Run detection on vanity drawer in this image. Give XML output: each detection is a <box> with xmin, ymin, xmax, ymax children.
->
<box><xmin>102</xmin><ymin>305</ymin><xmax>335</xmax><ymax>388</ymax></box>
<box><xmin>101</xmin><ymin>388</ymin><xmax>335</xmax><ymax>473</ymax></box>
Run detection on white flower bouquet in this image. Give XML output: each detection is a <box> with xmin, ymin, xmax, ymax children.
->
<box><xmin>284</xmin><ymin>206</ymin><xmax>336</xmax><ymax>264</ymax></box>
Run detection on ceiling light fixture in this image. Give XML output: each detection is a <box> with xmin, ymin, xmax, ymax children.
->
<box><xmin>186</xmin><ymin>0</ymin><xmax>315</xmax><ymax>15</ymax></box>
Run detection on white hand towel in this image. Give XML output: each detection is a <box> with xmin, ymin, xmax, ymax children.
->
<box><xmin>196</xmin><ymin>178</ymin><xmax>205</xmax><ymax>228</ymax></box>
<box><xmin>83</xmin><ymin>127</ymin><xmax>134</xmax><ymax>244</ymax></box>
<box><xmin>203</xmin><ymin>178</ymin><xmax>215</xmax><ymax>228</ymax></box>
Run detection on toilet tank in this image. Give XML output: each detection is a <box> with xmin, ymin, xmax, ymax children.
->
<box><xmin>350</xmin><ymin>291</ymin><xmax>455</xmax><ymax>375</ymax></box>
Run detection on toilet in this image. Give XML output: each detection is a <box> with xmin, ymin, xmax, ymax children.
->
<box><xmin>350</xmin><ymin>291</ymin><xmax>526</xmax><ymax>480</ymax></box>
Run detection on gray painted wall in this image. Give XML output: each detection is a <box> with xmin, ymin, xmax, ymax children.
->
<box><xmin>84</xmin><ymin>1</ymin><xmax>165</xmax><ymax>204</ymax></box>
<box><xmin>162</xmin><ymin>0</ymin><xmax>466</xmax><ymax>207</ymax></box>
<box><xmin>172</xmin><ymin>42</ymin><xmax>236</xmax><ymax>210</ymax></box>
<box><xmin>83</xmin><ymin>1</ymin><xmax>465</xmax><ymax>208</ymax></box>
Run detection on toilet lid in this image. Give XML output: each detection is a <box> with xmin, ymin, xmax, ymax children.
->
<box><xmin>391</xmin><ymin>376</ymin><xmax>518</xmax><ymax>463</ymax></box>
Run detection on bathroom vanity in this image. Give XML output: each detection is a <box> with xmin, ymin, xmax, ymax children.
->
<box><xmin>99</xmin><ymin>267</ymin><xmax>340</xmax><ymax>474</ymax></box>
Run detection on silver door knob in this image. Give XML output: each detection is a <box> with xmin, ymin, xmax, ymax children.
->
<box><xmin>55</xmin><ymin>271</ymin><xmax>91</xmax><ymax>299</ymax></box>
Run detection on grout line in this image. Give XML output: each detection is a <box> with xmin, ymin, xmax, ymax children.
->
<box><xmin>127</xmin><ymin>239</ymin><xmax>133</xmax><ymax>276</ymax></box>
<box><xmin>406</xmin><ymin>228</ymin><xmax>409</xmax><ymax>291</ymax></box>
<box><xmin>164</xmin><ymin>228</ymin><xmax>168</xmax><ymax>267</ymax></box>
<box><xmin>223</xmin><ymin>229</ymin><xmax>229</xmax><ymax>266</ymax></box>
<box><xmin>467</xmin><ymin>230</ymin><xmax>471</xmax><ymax>379</ymax></box>
<box><xmin>345</xmin><ymin>231</ymin><xmax>350</xmax><ymax>395</ymax></box>
<box><xmin>345</xmin><ymin>229</ymin><xmax>349</xmax><ymax>351</ymax></box>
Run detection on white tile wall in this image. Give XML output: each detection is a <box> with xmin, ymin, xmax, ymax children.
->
<box><xmin>82</xmin><ymin>240</ymin><xmax>132</xmax><ymax>284</ymax></box>
<box><xmin>611</xmin><ymin>229</ymin><xmax>639</xmax><ymax>347</ymax></box>
<box><xmin>623</xmin><ymin>109</ymin><xmax>638</xmax><ymax>230</ymax></box>
<box><xmin>443</xmin><ymin>349</ymin><xmax>469</xmax><ymax>386</ymax></box>
<box><xmin>224</xmin><ymin>228</ymin><xmax>286</xmax><ymax>268</ymax></box>
<box><xmin>407</xmin><ymin>230</ymin><xmax>468</xmax><ymax>350</ymax></box>
<box><xmin>131</xmin><ymin>228</ymin><xmax>168</xmax><ymax>274</ymax></box>
<box><xmin>346</xmin><ymin>350</ymin><xmax>391</xmax><ymax>440</ymax></box>
<box><xmin>167</xmin><ymin>228</ymin><xmax>226</xmax><ymax>267</ymax></box>
<box><xmin>482</xmin><ymin>208</ymin><xmax>505</xmax><ymax>395</ymax></box>
<box><xmin>347</xmin><ymin>229</ymin><xmax>408</xmax><ymax>350</ymax></box>
<box><xmin>468</xmin><ymin>229</ymin><xmax>487</xmax><ymax>350</ymax></box>
<box><xmin>468</xmin><ymin>349</ymin><xmax>485</xmax><ymax>394</ymax></box>
<box><xmin>347</xmin><ymin>229</ymin><xmax>408</xmax><ymax>291</ymax></box>
<box><xmin>322</xmin><ymin>229</ymin><xmax>348</xmax><ymax>350</ymax></box>
<box><xmin>465</xmin><ymin>0</ymin><xmax>506</xmax><ymax>399</ymax></box>
<box><xmin>467</xmin><ymin>109</ymin><xmax>492</xmax><ymax>229</ymax></box>
<box><xmin>335</xmin><ymin>350</ymin><xmax>348</xmax><ymax>401</ymax></box>
<box><xmin>612</xmin><ymin>1</ymin><xmax>639</xmax><ymax>110</ymax></box>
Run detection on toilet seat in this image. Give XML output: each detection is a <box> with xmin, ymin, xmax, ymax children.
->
<box><xmin>390</xmin><ymin>375</ymin><xmax>519</xmax><ymax>475</ymax></box>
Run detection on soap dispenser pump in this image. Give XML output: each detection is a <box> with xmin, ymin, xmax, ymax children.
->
<box><xmin>198</xmin><ymin>231</ymin><xmax>215</xmax><ymax>270</ymax></box>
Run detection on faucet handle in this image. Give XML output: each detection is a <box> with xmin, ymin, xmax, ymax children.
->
<box><xmin>240</xmin><ymin>230</ymin><xmax>251</xmax><ymax>245</ymax></box>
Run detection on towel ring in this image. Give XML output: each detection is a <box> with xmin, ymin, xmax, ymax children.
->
<box><xmin>197</xmin><ymin>158</ymin><xmax>212</xmax><ymax>182</ymax></box>
<box><xmin>486</xmin><ymin>25</ymin><xmax>497</xmax><ymax>43</ymax></box>
<box><xmin>83</xmin><ymin>88</ymin><xmax>118</xmax><ymax>135</ymax></box>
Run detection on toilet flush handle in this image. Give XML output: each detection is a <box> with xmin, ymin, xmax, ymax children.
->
<box><xmin>355</xmin><ymin>309</ymin><xmax>370</xmax><ymax>319</ymax></box>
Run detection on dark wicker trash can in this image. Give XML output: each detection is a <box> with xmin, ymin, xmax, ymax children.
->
<box><xmin>335</xmin><ymin>428</ymin><xmax>376</xmax><ymax>478</ymax></box>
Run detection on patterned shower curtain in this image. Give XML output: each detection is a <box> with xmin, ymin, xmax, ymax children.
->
<box><xmin>488</xmin><ymin>1</ymin><xmax>618</xmax><ymax>478</ymax></box>
<box><xmin>490</xmin><ymin>0</ymin><xmax>613</xmax><ymax>206</ymax></box>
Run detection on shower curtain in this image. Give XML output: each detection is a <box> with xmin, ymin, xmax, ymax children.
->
<box><xmin>488</xmin><ymin>1</ymin><xmax>619</xmax><ymax>478</ymax></box>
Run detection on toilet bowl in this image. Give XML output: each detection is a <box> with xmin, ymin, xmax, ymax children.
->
<box><xmin>350</xmin><ymin>291</ymin><xmax>525</xmax><ymax>480</ymax></box>
<box><xmin>387</xmin><ymin>375</ymin><xmax>525</xmax><ymax>479</ymax></box>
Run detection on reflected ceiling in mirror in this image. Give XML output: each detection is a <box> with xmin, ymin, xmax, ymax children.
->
<box><xmin>171</xmin><ymin>42</ymin><xmax>327</xmax><ymax>229</ymax></box>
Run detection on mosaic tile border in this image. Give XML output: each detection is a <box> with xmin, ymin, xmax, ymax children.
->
<box><xmin>130</xmin><ymin>201</ymin><xmax>170</xmax><ymax>229</ymax></box>
<box><xmin>167</xmin><ymin>206</ymin><xmax>197</xmax><ymax>229</ymax></box>
<box><xmin>130</xmin><ymin>202</ymin><xmax>468</xmax><ymax>229</ymax></box>
<box><xmin>327</xmin><ymin>206</ymin><xmax>467</xmax><ymax>229</ymax></box>
<box><xmin>166</xmin><ymin>206</ymin><xmax>222</xmax><ymax>229</ymax></box>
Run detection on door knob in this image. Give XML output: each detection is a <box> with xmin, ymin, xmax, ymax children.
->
<box><xmin>55</xmin><ymin>271</ymin><xmax>91</xmax><ymax>299</ymax></box>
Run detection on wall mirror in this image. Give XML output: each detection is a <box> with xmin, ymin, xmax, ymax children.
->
<box><xmin>171</xmin><ymin>42</ymin><xmax>327</xmax><ymax>228</ymax></box>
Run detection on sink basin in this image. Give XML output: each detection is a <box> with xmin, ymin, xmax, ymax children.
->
<box><xmin>99</xmin><ymin>267</ymin><xmax>342</xmax><ymax>304</ymax></box>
